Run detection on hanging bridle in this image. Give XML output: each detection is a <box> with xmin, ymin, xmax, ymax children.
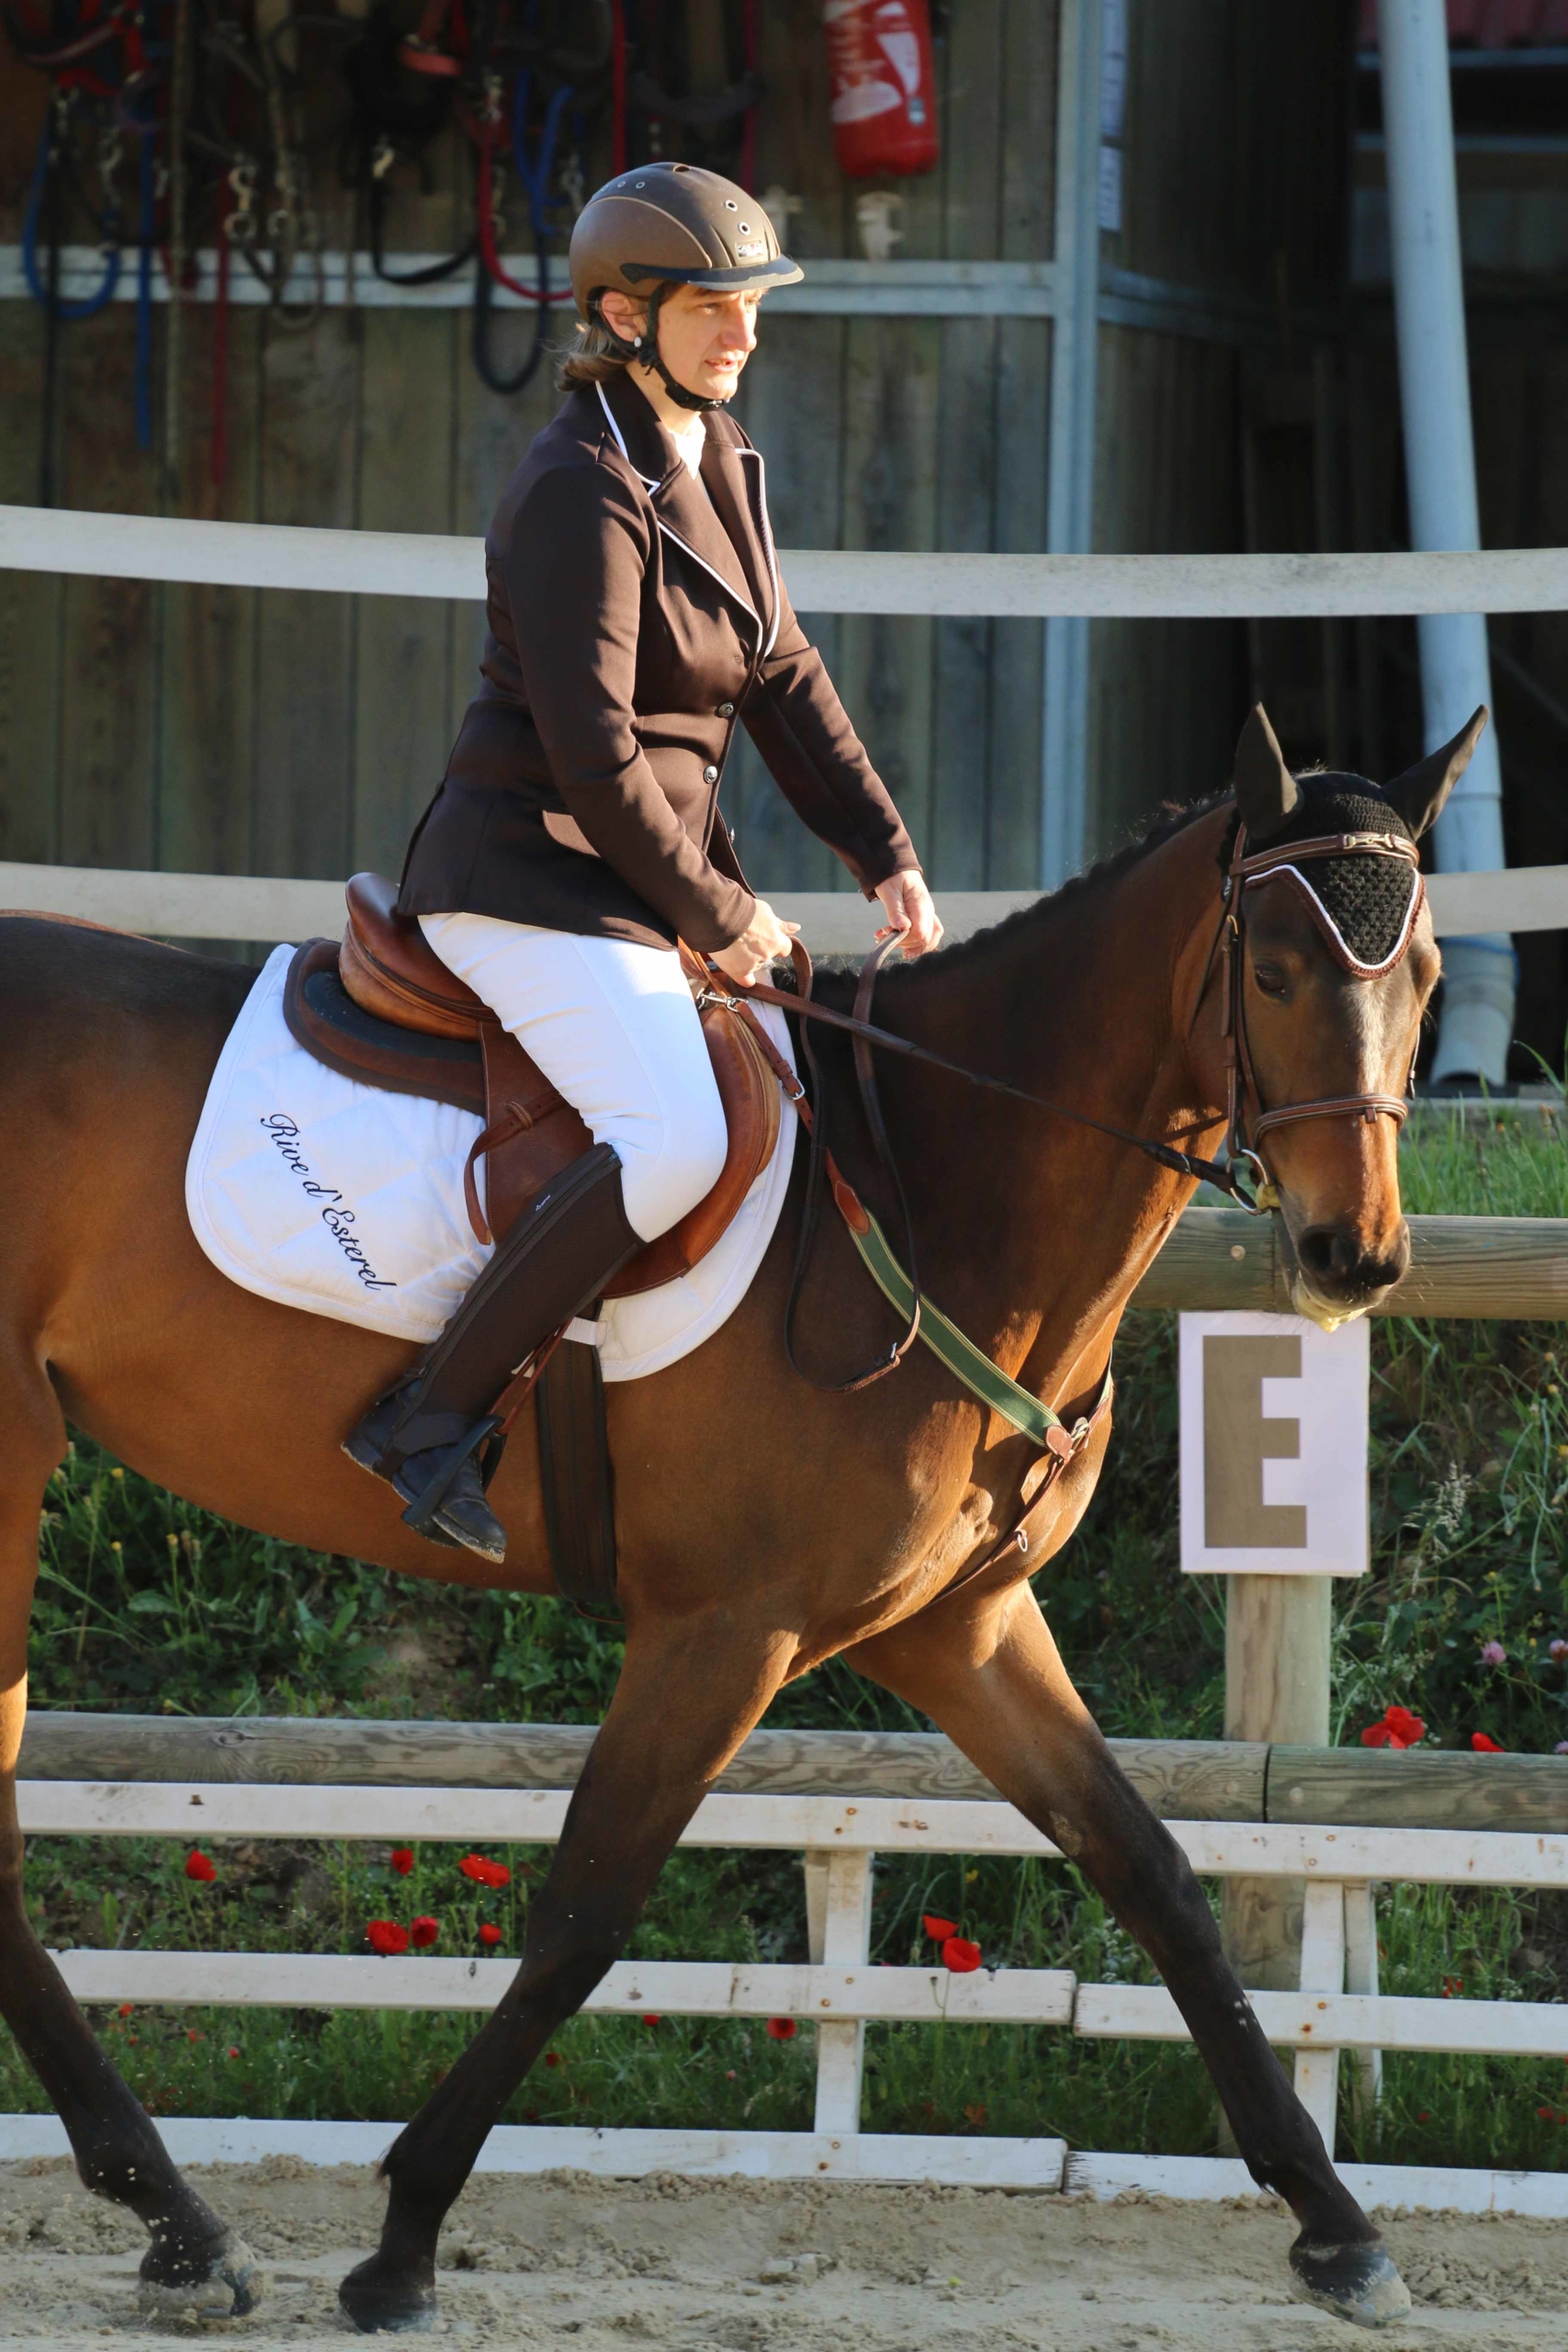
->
<box><xmin>1213</xmin><ymin>823</ymin><xmax>1425</xmax><ymax>1216</ymax></box>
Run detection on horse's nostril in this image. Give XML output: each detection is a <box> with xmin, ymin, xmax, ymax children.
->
<box><xmin>1298</xmin><ymin>1224</ymin><xmax>1353</xmax><ymax>1283</ymax></box>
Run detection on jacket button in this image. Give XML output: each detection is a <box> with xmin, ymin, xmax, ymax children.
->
<box><xmin>716</xmin><ymin>702</ymin><xmax>735</xmax><ymax>718</ymax></box>
<box><xmin>703</xmin><ymin>763</ymin><xmax>719</xmax><ymax>783</ymax></box>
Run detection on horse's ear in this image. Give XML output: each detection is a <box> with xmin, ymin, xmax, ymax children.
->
<box><xmin>1383</xmin><ymin>706</ymin><xmax>1489</xmax><ymax>839</ymax></box>
<box><xmin>1233</xmin><ymin>704</ymin><xmax>1297</xmax><ymax>841</ymax></box>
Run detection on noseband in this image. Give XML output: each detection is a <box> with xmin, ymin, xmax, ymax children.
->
<box><xmin>1216</xmin><ymin>825</ymin><xmax>1424</xmax><ymax>1215</ymax></box>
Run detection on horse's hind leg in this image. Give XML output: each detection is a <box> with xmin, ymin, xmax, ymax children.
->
<box><xmin>0</xmin><ymin>1363</ymin><xmax>260</xmax><ymax>2318</ymax></box>
<box><xmin>337</xmin><ymin>1619</ymin><xmax>791</xmax><ymax>2334</ymax></box>
<box><xmin>852</xmin><ymin>1588</ymin><xmax>1412</xmax><ymax>2330</ymax></box>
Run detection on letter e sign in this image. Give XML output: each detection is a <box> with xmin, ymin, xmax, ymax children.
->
<box><xmin>1179</xmin><ymin>1311</ymin><xmax>1369</xmax><ymax>1577</ymax></box>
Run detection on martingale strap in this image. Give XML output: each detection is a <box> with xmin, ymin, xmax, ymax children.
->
<box><xmin>716</xmin><ymin>966</ymin><xmax>1105</xmax><ymax>1460</ymax></box>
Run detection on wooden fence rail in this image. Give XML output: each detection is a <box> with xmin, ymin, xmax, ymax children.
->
<box><xmin>14</xmin><ymin>1747</ymin><xmax>1568</xmax><ymax>2213</ymax></box>
<box><xmin>8</xmin><ymin>504</ymin><xmax>1568</xmax><ymax>617</ymax></box>
<box><xmin>17</xmin><ymin>1713</ymin><xmax>1568</xmax><ymax>1829</ymax></box>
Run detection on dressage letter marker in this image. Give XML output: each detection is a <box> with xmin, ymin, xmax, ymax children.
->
<box><xmin>1179</xmin><ymin>1312</ymin><xmax>1370</xmax><ymax>1577</ymax></box>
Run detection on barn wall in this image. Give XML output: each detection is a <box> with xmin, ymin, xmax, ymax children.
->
<box><xmin>0</xmin><ymin>1</ymin><xmax>1355</xmax><ymax>913</ymax></box>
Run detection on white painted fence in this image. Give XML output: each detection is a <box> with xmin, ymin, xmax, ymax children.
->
<box><xmin>13</xmin><ymin>1775</ymin><xmax>1568</xmax><ymax>2214</ymax></box>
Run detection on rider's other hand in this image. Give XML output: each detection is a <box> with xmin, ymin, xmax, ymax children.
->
<box><xmin>710</xmin><ymin>898</ymin><xmax>799</xmax><ymax>985</ymax></box>
<box><xmin>874</xmin><ymin>870</ymin><xmax>943</xmax><ymax>957</ymax></box>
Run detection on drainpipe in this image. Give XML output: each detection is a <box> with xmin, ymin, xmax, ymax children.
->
<box><xmin>1041</xmin><ymin>0</ymin><xmax>1102</xmax><ymax>890</ymax></box>
<box><xmin>1377</xmin><ymin>0</ymin><xmax>1514</xmax><ymax>1086</ymax></box>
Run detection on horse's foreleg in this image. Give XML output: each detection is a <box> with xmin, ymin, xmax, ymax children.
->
<box><xmin>0</xmin><ymin>1507</ymin><xmax>259</xmax><ymax>2320</ymax></box>
<box><xmin>338</xmin><ymin>1620</ymin><xmax>791</xmax><ymax>2335</ymax></box>
<box><xmin>850</xmin><ymin>1588</ymin><xmax>1411</xmax><ymax>2329</ymax></box>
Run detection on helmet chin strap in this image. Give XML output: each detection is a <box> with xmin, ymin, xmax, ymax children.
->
<box><xmin>594</xmin><ymin>282</ymin><xmax>727</xmax><ymax>412</ymax></box>
<box><xmin>639</xmin><ymin>283</ymin><xmax>727</xmax><ymax>412</ymax></box>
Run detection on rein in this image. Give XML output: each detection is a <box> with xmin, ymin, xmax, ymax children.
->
<box><xmin>690</xmin><ymin>816</ymin><xmax>1423</xmax><ymax>1580</ymax></box>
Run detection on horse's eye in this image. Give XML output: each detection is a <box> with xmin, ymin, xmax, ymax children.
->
<box><xmin>1253</xmin><ymin>963</ymin><xmax>1287</xmax><ymax>999</ymax></box>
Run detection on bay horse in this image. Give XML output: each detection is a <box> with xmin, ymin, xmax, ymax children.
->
<box><xmin>0</xmin><ymin>707</ymin><xmax>1478</xmax><ymax>2331</ymax></box>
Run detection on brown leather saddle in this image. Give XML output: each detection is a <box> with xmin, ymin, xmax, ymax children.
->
<box><xmin>283</xmin><ymin>876</ymin><xmax>781</xmax><ymax>1296</ymax></box>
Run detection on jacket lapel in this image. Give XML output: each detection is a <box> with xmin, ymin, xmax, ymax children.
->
<box><xmin>598</xmin><ymin>374</ymin><xmax>761</xmax><ymax>635</ymax></box>
<box><xmin>652</xmin><ymin>464</ymin><xmax>761</xmax><ymax>630</ymax></box>
<box><xmin>700</xmin><ymin>430</ymin><xmax>777</xmax><ymax>653</ymax></box>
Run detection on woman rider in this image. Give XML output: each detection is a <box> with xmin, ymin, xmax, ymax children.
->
<box><xmin>347</xmin><ymin>161</ymin><xmax>942</xmax><ymax>1561</ymax></box>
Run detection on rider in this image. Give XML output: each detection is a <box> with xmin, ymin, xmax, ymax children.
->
<box><xmin>347</xmin><ymin>161</ymin><xmax>942</xmax><ymax>1561</ymax></box>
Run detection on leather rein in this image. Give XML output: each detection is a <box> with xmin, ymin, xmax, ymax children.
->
<box><xmin>692</xmin><ymin>820</ymin><xmax>1422</xmax><ymax>1593</ymax></box>
<box><xmin>704</xmin><ymin>817</ymin><xmax>1424</xmax><ymax>1385</ymax></box>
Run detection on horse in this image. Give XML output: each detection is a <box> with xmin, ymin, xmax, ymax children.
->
<box><xmin>0</xmin><ymin>707</ymin><xmax>1477</xmax><ymax>2332</ymax></box>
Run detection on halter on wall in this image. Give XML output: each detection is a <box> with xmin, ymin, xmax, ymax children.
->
<box><xmin>1218</xmin><ymin>824</ymin><xmax>1425</xmax><ymax>1212</ymax></box>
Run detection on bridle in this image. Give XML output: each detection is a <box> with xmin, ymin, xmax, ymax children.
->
<box><xmin>1211</xmin><ymin>823</ymin><xmax>1424</xmax><ymax>1216</ymax></box>
<box><xmin>706</xmin><ymin>810</ymin><xmax>1428</xmax><ymax>1392</ymax></box>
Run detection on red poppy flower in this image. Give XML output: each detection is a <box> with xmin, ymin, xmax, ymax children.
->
<box><xmin>411</xmin><ymin>1916</ymin><xmax>439</xmax><ymax>1949</ymax></box>
<box><xmin>367</xmin><ymin>1919</ymin><xmax>411</xmax><ymax>1956</ymax></box>
<box><xmin>1360</xmin><ymin>1704</ymin><xmax>1426</xmax><ymax>1749</ymax></box>
<box><xmin>922</xmin><ymin>1915</ymin><xmax>958</xmax><ymax>1942</ymax></box>
<box><xmin>184</xmin><ymin>1850</ymin><xmax>216</xmax><ymax>1883</ymax></box>
<box><xmin>458</xmin><ymin>1854</ymin><xmax>511</xmax><ymax>1889</ymax></box>
<box><xmin>478</xmin><ymin>1923</ymin><xmax>503</xmax><ymax>1947</ymax></box>
<box><xmin>117</xmin><ymin>2004</ymin><xmax>133</xmax><ymax>2019</ymax></box>
<box><xmin>389</xmin><ymin>1848</ymin><xmax>415</xmax><ymax>1877</ymax></box>
<box><xmin>765</xmin><ymin>2017</ymin><xmax>797</xmax><ymax>2041</ymax></box>
<box><xmin>1441</xmin><ymin>1975</ymin><xmax>1463</xmax><ymax>1998</ymax></box>
<box><xmin>1472</xmin><ymin>1731</ymin><xmax>1506</xmax><ymax>1753</ymax></box>
<box><xmin>544</xmin><ymin>2051</ymin><xmax>561</xmax><ymax>2068</ymax></box>
<box><xmin>226</xmin><ymin>2046</ymin><xmax>240</xmax><ymax>2060</ymax></box>
<box><xmin>941</xmin><ymin>1936</ymin><xmax>983</xmax><ymax>1974</ymax></box>
<box><xmin>642</xmin><ymin>2014</ymin><xmax>661</xmax><ymax>2026</ymax></box>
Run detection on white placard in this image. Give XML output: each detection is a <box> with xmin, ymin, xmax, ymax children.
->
<box><xmin>1179</xmin><ymin>1311</ymin><xmax>1370</xmax><ymax>1577</ymax></box>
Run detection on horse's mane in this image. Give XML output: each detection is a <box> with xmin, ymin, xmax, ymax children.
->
<box><xmin>891</xmin><ymin>790</ymin><xmax>1229</xmax><ymax>985</ymax></box>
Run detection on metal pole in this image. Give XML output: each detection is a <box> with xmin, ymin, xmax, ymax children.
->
<box><xmin>1041</xmin><ymin>0</ymin><xmax>1102</xmax><ymax>890</ymax></box>
<box><xmin>1377</xmin><ymin>0</ymin><xmax>1514</xmax><ymax>1086</ymax></box>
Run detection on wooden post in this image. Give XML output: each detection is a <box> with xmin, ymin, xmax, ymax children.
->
<box><xmin>807</xmin><ymin>1849</ymin><xmax>874</xmax><ymax>2138</ymax></box>
<box><xmin>1223</xmin><ymin>1575</ymin><xmax>1331</xmax><ymax>1989</ymax></box>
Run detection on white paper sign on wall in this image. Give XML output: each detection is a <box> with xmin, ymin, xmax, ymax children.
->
<box><xmin>1179</xmin><ymin>1311</ymin><xmax>1370</xmax><ymax>1577</ymax></box>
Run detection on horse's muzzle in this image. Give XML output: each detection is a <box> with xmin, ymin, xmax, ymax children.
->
<box><xmin>1287</xmin><ymin>1216</ymin><xmax>1411</xmax><ymax>1329</ymax></box>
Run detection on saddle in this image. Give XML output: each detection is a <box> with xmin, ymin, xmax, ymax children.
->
<box><xmin>282</xmin><ymin>876</ymin><xmax>781</xmax><ymax>1297</ymax></box>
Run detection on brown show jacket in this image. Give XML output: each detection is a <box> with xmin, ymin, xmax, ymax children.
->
<box><xmin>398</xmin><ymin>371</ymin><xmax>919</xmax><ymax>952</ymax></box>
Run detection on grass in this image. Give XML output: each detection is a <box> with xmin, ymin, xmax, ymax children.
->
<box><xmin>14</xmin><ymin>1111</ymin><xmax>1568</xmax><ymax>2168</ymax></box>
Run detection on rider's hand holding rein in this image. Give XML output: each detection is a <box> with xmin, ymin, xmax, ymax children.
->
<box><xmin>874</xmin><ymin>869</ymin><xmax>942</xmax><ymax>957</ymax></box>
<box><xmin>710</xmin><ymin>899</ymin><xmax>800</xmax><ymax>986</ymax></box>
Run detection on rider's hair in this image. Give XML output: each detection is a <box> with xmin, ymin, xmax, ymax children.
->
<box><xmin>557</xmin><ymin>313</ymin><xmax>636</xmax><ymax>391</ymax></box>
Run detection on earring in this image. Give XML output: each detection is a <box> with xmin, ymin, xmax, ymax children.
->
<box><xmin>633</xmin><ymin>334</ymin><xmax>643</xmax><ymax>347</ymax></box>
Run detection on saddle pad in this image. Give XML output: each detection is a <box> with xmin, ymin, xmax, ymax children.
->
<box><xmin>186</xmin><ymin>945</ymin><xmax>799</xmax><ymax>1380</ymax></box>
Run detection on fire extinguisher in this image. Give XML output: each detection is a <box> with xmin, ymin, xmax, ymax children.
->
<box><xmin>822</xmin><ymin>0</ymin><xmax>939</xmax><ymax>179</ymax></box>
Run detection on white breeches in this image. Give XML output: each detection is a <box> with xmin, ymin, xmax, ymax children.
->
<box><xmin>418</xmin><ymin>912</ymin><xmax>728</xmax><ymax>1246</ymax></box>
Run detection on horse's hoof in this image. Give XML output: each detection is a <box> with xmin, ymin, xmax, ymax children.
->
<box><xmin>1290</xmin><ymin>2235</ymin><xmax>1412</xmax><ymax>2327</ymax></box>
<box><xmin>337</xmin><ymin>2254</ymin><xmax>438</xmax><ymax>2335</ymax></box>
<box><xmin>138</xmin><ymin>2228</ymin><xmax>265</xmax><ymax>2319</ymax></box>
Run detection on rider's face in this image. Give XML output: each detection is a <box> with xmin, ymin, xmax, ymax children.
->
<box><xmin>647</xmin><ymin>286</ymin><xmax>761</xmax><ymax>401</ymax></box>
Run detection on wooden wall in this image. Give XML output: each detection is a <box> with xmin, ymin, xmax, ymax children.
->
<box><xmin>0</xmin><ymin>1</ymin><xmax>1358</xmax><ymax>911</ymax></box>
<box><xmin>1086</xmin><ymin>0</ymin><xmax>1358</xmax><ymax>858</ymax></box>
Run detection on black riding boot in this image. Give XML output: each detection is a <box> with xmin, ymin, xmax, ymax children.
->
<box><xmin>344</xmin><ymin>1144</ymin><xmax>640</xmax><ymax>1561</ymax></box>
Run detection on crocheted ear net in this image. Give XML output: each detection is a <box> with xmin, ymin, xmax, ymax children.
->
<box><xmin>1230</xmin><ymin>775</ymin><xmax>1418</xmax><ymax>968</ymax></box>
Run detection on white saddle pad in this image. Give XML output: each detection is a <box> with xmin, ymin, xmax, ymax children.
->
<box><xmin>185</xmin><ymin>945</ymin><xmax>799</xmax><ymax>1382</ymax></box>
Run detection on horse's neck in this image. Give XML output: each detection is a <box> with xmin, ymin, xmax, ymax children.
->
<box><xmin>886</xmin><ymin>809</ymin><xmax>1227</xmax><ymax>1398</ymax></box>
